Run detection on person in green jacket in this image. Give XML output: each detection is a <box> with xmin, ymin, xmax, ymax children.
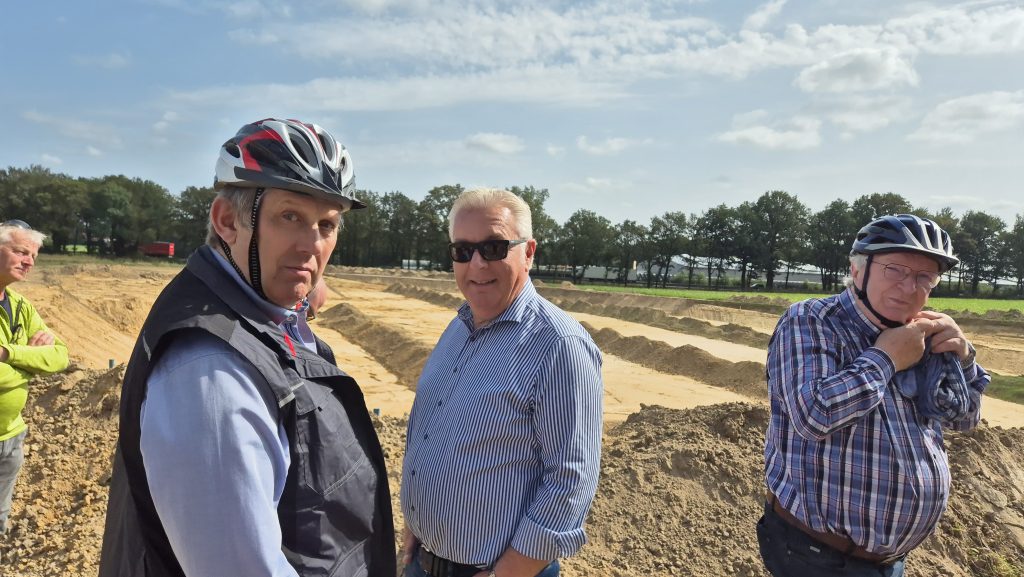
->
<box><xmin>0</xmin><ymin>219</ymin><xmax>69</xmax><ymax>535</ymax></box>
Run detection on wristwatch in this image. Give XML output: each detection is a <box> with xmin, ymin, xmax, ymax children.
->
<box><xmin>960</xmin><ymin>343</ymin><xmax>977</xmax><ymax>369</ymax></box>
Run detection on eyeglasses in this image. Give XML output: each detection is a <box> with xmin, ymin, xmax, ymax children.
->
<box><xmin>448</xmin><ymin>239</ymin><xmax>528</xmax><ymax>263</ymax></box>
<box><xmin>2</xmin><ymin>219</ymin><xmax>32</xmax><ymax>229</ymax></box>
<box><xmin>872</xmin><ymin>261</ymin><xmax>941</xmax><ymax>290</ymax></box>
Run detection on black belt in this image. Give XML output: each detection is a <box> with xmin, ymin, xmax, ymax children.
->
<box><xmin>417</xmin><ymin>545</ymin><xmax>485</xmax><ymax>577</ymax></box>
<box><xmin>767</xmin><ymin>492</ymin><xmax>906</xmax><ymax>567</ymax></box>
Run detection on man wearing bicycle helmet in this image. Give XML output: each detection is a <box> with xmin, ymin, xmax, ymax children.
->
<box><xmin>758</xmin><ymin>214</ymin><xmax>990</xmax><ymax>577</ymax></box>
<box><xmin>100</xmin><ymin>119</ymin><xmax>394</xmax><ymax>577</ymax></box>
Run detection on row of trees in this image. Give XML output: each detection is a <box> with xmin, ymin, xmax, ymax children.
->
<box><xmin>3</xmin><ymin>165</ymin><xmax>1023</xmax><ymax>297</ymax></box>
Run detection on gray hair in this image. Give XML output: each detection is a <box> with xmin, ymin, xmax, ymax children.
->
<box><xmin>447</xmin><ymin>187</ymin><xmax>533</xmax><ymax>241</ymax></box>
<box><xmin>0</xmin><ymin>225</ymin><xmax>46</xmax><ymax>248</ymax></box>
<box><xmin>206</xmin><ymin>186</ymin><xmax>258</xmax><ymax>247</ymax></box>
<box><xmin>844</xmin><ymin>253</ymin><xmax>868</xmax><ymax>289</ymax></box>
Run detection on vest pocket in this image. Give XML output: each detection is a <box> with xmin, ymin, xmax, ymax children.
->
<box><xmin>293</xmin><ymin>381</ymin><xmax>374</xmax><ymax>497</ymax></box>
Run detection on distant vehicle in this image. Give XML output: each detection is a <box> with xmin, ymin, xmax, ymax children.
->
<box><xmin>141</xmin><ymin>241</ymin><xmax>175</xmax><ymax>257</ymax></box>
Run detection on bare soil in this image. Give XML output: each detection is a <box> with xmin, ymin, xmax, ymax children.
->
<box><xmin>1</xmin><ymin>262</ymin><xmax>1023</xmax><ymax>576</ymax></box>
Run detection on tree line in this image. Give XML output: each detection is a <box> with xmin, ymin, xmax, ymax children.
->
<box><xmin>3</xmin><ymin>165</ymin><xmax>1023</xmax><ymax>297</ymax></box>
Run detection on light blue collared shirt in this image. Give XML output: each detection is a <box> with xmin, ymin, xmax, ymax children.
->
<box><xmin>401</xmin><ymin>281</ymin><xmax>604</xmax><ymax>565</ymax></box>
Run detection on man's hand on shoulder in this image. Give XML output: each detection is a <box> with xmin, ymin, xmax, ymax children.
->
<box><xmin>28</xmin><ymin>331</ymin><xmax>55</xmax><ymax>347</ymax></box>
<box><xmin>914</xmin><ymin>310</ymin><xmax>972</xmax><ymax>363</ymax></box>
<box><xmin>0</xmin><ymin>346</ymin><xmax>8</xmax><ymax>362</ymax></box>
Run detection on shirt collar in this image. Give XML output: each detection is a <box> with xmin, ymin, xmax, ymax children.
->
<box><xmin>457</xmin><ymin>278</ymin><xmax>538</xmax><ymax>331</ymax></box>
<box><xmin>209</xmin><ymin>248</ymin><xmax>307</xmax><ymax>327</ymax></box>
<box><xmin>840</xmin><ymin>287</ymin><xmax>882</xmax><ymax>336</ymax></box>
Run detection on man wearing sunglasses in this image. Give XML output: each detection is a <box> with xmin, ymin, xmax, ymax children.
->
<box><xmin>401</xmin><ymin>188</ymin><xmax>603</xmax><ymax>577</ymax></box>
<box><xmin>759</xmin><ymin>214</ymin><xmax>990</xmax><ymax>577</ymax></box>
<box><xmin>0</xmin><ymin>220</ymin><xmax>69</xmax><ymax>538</ymax></box>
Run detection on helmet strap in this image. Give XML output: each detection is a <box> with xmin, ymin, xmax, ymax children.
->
<box><xmin>247</xmin><ymin>188</ymin><xmax>268</xmax><ymax>300</ymax></box>
<box><xmin>218</xmin><ymin>187</ymin><xmax>268</xmax><ymax>300</ymax></box>
<box><xmin>853</xmin><ymin>254</ymin><xmax>903</xmax><ymax>328</ymax></box>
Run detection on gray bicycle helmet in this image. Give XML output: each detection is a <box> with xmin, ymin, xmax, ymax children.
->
<box><xmin>215</xmin><ymin>118</ymin><xmax>364</xmax><ymax>210</ymax></box>
<box><xmin>851</xmin><ymin>214</ymin><xmax>959</xmax><ymax>272</ymax></box>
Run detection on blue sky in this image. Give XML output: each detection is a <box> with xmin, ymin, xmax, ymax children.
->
<box><xmin>3</xmin><ymin>0</ymin><xmax>1023</xmax><ymax>224</ymax></box>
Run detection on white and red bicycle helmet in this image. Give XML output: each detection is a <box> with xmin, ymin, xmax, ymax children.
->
<box><xmin>215</xmin><ymin>118</ymin><xmax>364</xmax><ymax>210</ymax></box>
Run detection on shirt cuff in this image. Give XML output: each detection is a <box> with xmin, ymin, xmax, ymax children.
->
<box><xmin>509</xmin><ymin>515</ymin><xmax>586</xmax><ymax>561</ymax></box>
<box><xmin>862</xmin><ymin>347</ymin><xmax>896</xmax><ymax>379</ymax></box>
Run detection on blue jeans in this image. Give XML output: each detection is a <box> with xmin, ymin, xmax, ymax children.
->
<box><xmin>757</xmin><ymin>502</ymin><xmax>905</xmax><ymax>577</ymax></box>
<box><xmin>403</xmin><ymin>547</ymin><xmax>560</xmax><ymax>577</ymax></box>
<box><xmin>0</xmin><ymin>430</ymin><xmax>27</xmax><ymax>534</ymax></box>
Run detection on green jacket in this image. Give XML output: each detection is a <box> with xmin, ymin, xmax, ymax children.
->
<box><xmin>1</xmin><ymin>285</ymin><xmax>69</xmax><ymax>440</ymax></box>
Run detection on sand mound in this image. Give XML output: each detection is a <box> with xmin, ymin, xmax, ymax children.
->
<box><xmin>317</xmin><ymin>302</ymin><xmax>434</xmax><ymax>390</ymax></box>
<box><xmin>1</xmin><ymin>365</ymin><xmax>123</xmax><ymax>575</ymax></box>
<box><xmin>3</xmin><ymin>368</ymin><xmax>1023</xmax><ymax>576</ymax></box>
<box><xmin>385</xmin><ymin>283</ymin><xmax>464</xmax><ymax>309</ymax></box>
<box><xmin>583</xmin><ymin>323</ymin><xmax>766</xmax><ymax>399</ymax></box>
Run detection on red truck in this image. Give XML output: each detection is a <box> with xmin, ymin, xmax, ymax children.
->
<box><xmin>141</xmin><ymin>241</ymin><xmax>175</xmax><ymax>257</ymax></box>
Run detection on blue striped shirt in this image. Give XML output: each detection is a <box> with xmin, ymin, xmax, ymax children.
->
<box><xmin>401</xmin><ymin>281</ymin><xmax>603</xmax><ymax>565</ymax></box>
<box><xmin>764</xmin><ymin>288</ymin><xmax>989</xmax><ymax>556</ymax></box>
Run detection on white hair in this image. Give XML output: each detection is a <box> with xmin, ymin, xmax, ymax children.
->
<box><xmin>844</xmin><ymin>253</ymin><xmax>868</xmax><ymax>289</ymax></box>
<box><xmin>0</xmin><ymin>225</ymin><xmax>46</xmax><ymax>248</ymax></box>
<box><xmin>448</xmin><ymin>188</ymin><xmax>533</xmax><ymax>241</ymax></box>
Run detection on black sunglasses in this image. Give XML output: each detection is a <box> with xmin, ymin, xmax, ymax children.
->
<box><xmin>2</xmin><ymin>219</ymin><xmax>32</xmax><ymax>229</ymax></box>
<box><xmin>448</xmin><ymin>239</ymin><xmax>528</xmax><ymax>263</ymax></box>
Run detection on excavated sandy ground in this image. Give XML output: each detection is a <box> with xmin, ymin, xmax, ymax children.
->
<box><xmin>2</xmin><ymin>260</ymin><xmax>1024</xmax><ymax>576</ymax></box>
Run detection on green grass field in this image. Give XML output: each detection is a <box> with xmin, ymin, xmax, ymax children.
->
<box><xmin>987</xmin><ymin>374</ymin><xmax>1024</xmax><ymax>405</ymax></box>
<box><xmin>581</xmin><ymin>285</ymin><xmax>1024</xmax><ymax>315</ymax></box>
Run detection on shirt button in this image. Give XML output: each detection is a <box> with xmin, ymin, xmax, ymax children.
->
<box><xmin>453</xmin><ymin>367</ymin><xmax>458</xmax><ymax>374</ymax></box>
<box><xmin>411</xmin><ymin>470</ymin><xmax>416</xmax><ymax>476</ymax></box>
<box><xmin>423</xmin><ymin>434</ymin><xmax>429</xmax><ymax>440</ymax></box>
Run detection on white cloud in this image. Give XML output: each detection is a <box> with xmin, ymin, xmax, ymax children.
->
<box><xmin>743</xmin><ymin>0</ymin><xmax>786</xmax><ymax>31</ymax></box>
<box><xmin>22</xmin><ymin>110</ymin><xmax>123</xmax><ymax>148</ymax></box>
<box><xmin>202</xmin><ymin>1</ymin><xmax>1024</xmax><ymax>112</ymax></box>
<box><xmin>153</xmin><ymin>111</ymin><xmax>180</xmax><ymax>133</ymax></box>
<box><xmin>170</xmin><ymin>68</ymin><xmax>627</xmax><ymax>111</ymax></box>
<box><xmin>576</xmin><ymin>135</ymin><xmax>650</xmax><ymax>155</ymax></box>
<box><xmin>464</xmin><ymin>132</ymin><xmax>525</xmax><ymax>154</ymax></box>
<box><xmin>41</xmin><ymin>154</ymin><xmax>63</xmax><ymax>165</ymax></box>
<box><xmin>559</xmin><ymin>175</ymin><xmax>633</xmax><ymax>197</ymax></box>
<box><xmin>73</xmin><ymin>52</ymin><xmax>131</xmax><ymax>69</ymax></box>
<box><xmin>717</xmin><ymin>114</ymin><xmax>821</xmax><ymax>150</ymax></box>
<box><xmin>819</xmin><ymin>94</ymin><xmax>912</xmax><ymax>133</ymax></box>
<box><xmin>795</xmin><ymin>48</ymin><xmax>918</xmax><ymax>93</ymax></box>
<box><xmin>222</xmin><ymin>0</ymin><xmax>291</xmax><ymax>19</ymax></box>
<box><xmin>546</xmin><ymin>144</ymin><xmax>565</xmax><ymax>157</ymax></box>
<box><xmin>86</xmin><ymin>146</ymin><xmax>103</xmax><ymax>157</ymax></box>
<box><xmin>909</xmin><ymin>90</ymin><xmax>1024</xmax><ymax>144</ymax></box>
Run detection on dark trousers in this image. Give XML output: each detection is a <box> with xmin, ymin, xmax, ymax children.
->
<box><xmin>403</xmin><ymin>546</ymin><xmax>560</xmax><ymax>577</ymax></box>
<box><xmin>757</xmin><ymin>501</ymin><xmax>906</xmax><ymax>577</ymax></box>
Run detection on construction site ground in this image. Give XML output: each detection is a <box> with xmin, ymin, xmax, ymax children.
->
<box><xmin>2</xmin><ymin>261</ymin><xmax>1023</xmax><ymax>577</ymax></box>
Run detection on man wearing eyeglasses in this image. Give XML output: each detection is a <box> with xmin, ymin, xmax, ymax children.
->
<box><xmin>400</xmin><ymin>188</ymin><xmax>603</xmax><ymax>577</ymax></box>
<box><xmin>758</xmin><ymin>214</ymin><xmax>990</xmax><ymax>577</ymax></box>
<box><xmin>0</xmin><ymin>220</ymin><xmax>69</xmax><ymax>537</ymax></box>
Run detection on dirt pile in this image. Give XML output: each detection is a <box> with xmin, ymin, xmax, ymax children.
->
<box><xmin>583</xmin><ymin>323</ymin><xmax>767</xmax><ymax>399</ymax></box>
<box><xmin>1</xmin><ymin>365</ymin><xmax>122</xmax><ymax>576</ymax></box>
<box><xmin>385</xmin><ymin>283</ymin><xmax>464</xmax><ymax>309</ymax></box>
<box><xmin>2</xmin><ymin>368</ymin><xmax>1023</xmax><ymax>577</ymax></box>
<box><xmin>553</xmin><ymin>298</ymin><xmax>770</xmax><ymax>348</ymax></box>
<box><xmin>317</xmin><ymin>302</ymin><xmax>434</xmax><ymax>390</ymax></box>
